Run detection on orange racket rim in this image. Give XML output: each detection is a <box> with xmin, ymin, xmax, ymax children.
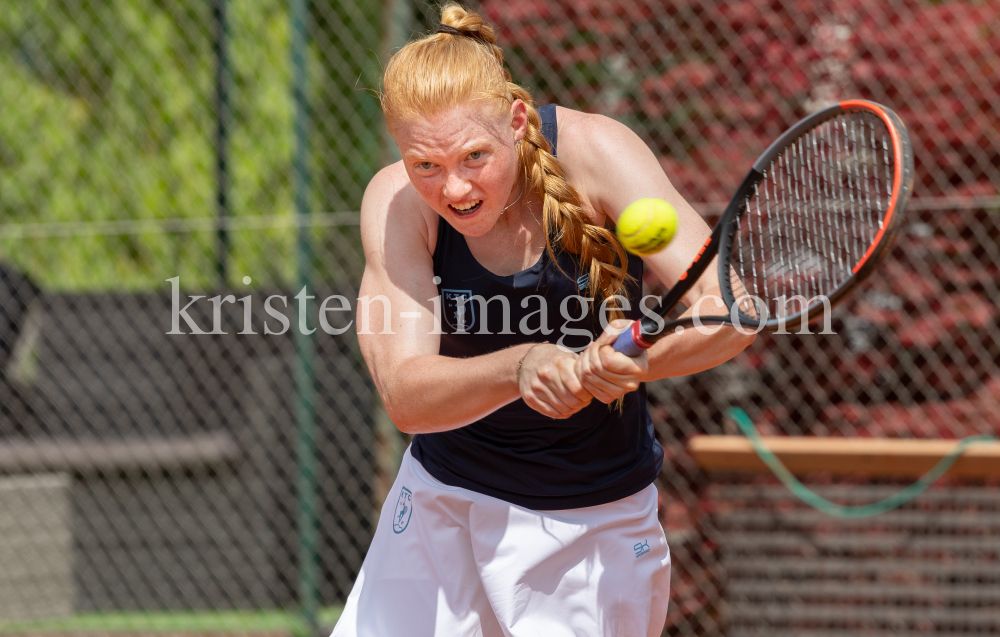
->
<box><xmin>839</xmin><ymin>99</ymin><xmax>911</xmax><ymax>274</ymax></box>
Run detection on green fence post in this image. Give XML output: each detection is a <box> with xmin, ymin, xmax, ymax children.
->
<box><xmin>213</xmin><ymin>0</ymin><xmax>231</xmax><ymax>286</ymax></box>
<box><xmin>291</xmin><ymin>0</ymin><xmax>318</xmax><ymax>634</ymax></box>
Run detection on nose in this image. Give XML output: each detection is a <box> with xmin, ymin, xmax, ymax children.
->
<box><xmin>442</xmin><ymin>170</ymin><xmax>472</xmax><ymax>201</ymax></box>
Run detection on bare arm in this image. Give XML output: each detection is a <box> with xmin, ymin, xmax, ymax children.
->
<box><xmin>357</xmin><ymin>164</ymin><xmax>588</xmax><ymax>433</ymax></box>
<box><xmin>558</xmin><ymin>110</ymin><xmax>754</xmax><ymax>399</ymax></box>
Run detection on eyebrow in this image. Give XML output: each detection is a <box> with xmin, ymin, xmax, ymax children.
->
<box><xmin>404</xmin><ymin>141</ymin><xmax>492</xmax><ymax>162</ymax></box>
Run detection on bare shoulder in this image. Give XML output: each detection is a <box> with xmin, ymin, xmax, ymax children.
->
<box><xmin>553</xmin><ymin>106</ymin><xmax>629</xmax><ymax>140</ymax></box>
<box><xmin>551</xmin><ymin>107</ymin><xmax>658</xmax><ymax>221</ymax></box>
<box><xmin>363</xmin><ymin>161</ymin><xmax>410</xmax><ymax>208</ymax></box>
<box><xmin>554</xmin><ymin>106</ymin><xmax>715</xmax><ymax>293</ymax></box>
<box><xmin>360</xmin><ymin>161</ymin><xmax>438</xmax><ymax>265</ymax></box>
<box><xmin>553</xmin><ymin>107</ymin><xmax>651</xmax><ymax>181</ymax></box>
<box><xmin>555</xmin><ymin>107</ymin><xmax>691</xmax><ymax>223</ymax></box>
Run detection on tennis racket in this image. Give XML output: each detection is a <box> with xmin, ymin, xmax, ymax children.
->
<box><xmin>613</xmin><ymin>99</ymin><xmax>914</xmax><ymax>356</ymax></box>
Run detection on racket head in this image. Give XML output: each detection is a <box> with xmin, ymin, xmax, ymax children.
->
<box><xmin>718</xmin><ymin>100</ymin><xmax>914</xmax><ymax>333</ymax></box>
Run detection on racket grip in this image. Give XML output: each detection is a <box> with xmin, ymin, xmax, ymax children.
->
<box><xmin>612</xmin><ymin>322</ymin><xmax>652</xmax><ymax>358</ymax></box>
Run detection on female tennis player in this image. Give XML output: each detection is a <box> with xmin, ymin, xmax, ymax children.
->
<box><xmin>332</xmin><ymin>5</ymin><xmax>754</xmax><ymax>636</ymax></box>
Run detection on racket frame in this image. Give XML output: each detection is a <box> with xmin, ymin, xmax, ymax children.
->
<box><xmin>616</xmin><ymin>99</ymin><xmax>914</xmax><ymax>354</ymax></box>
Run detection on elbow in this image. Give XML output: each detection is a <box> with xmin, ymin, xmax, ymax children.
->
<box><xmin>730</xmin><ymin>328</ymin><xmax>756</xmax><ymax>357</ymax></box>
<box><xmin>393</xmin><ymin>418</ymin><xmax>419</xmax><ymax>435</ymax></box>
<box><xmin>711</xmin><ymin>326</ymin><xmax>756</xmax><ymax>364</ymax></box>
<box><xmin>375</xmin><ymin>371</ymin><xmax>418</xmax><ymax>434</ymax></box>
<box><xmin>383</xmin><ymin>392</ymin><xmax>470</xmax><ymax>435</ymax></box>
<box><xmin>370</xmin><ymin>360</ymin><xmax>426</xmax><ymax>434</ymax></box>
<box><xmin>395</xmin><ymin>423</ymin><xmax>419</xmax><ymax>435</ymax></box>
<box><xmin>382</xmin><ymin>394</ymin><xmax>420</xmax><ymax>434</ymax></box>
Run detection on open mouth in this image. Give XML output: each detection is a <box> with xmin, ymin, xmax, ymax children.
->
<box><xmin>448</xmin><ymin>200</ymin><xmax>482</xmax><ymax>216</ymax></box>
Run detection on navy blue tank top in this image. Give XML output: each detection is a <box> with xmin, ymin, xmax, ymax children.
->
<box><xmin>410</xmin><ymin>104</ymin><xmax>663</xmax><ymax>510</ymax></box>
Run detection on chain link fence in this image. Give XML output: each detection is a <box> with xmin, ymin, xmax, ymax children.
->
<box><xmin>1</xmin><ymin>0</ymin><xmax>998</xmax><ymax>635</ymax></box>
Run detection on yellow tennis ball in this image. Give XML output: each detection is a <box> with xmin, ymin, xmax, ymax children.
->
<box><xmin>615</xmin><ymin>198</ymin><xmax>678</xmax><ymax>255</ymax></box>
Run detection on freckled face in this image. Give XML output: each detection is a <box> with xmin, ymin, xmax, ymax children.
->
<box><xmin>393</xmin><ymin>102</ymin><xmax>520</xmax><ymax>237</ymax></box>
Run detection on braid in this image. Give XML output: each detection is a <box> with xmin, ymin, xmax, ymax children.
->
<box><xmin>513</xmin><ymin>88</ymin><xmax>632</xmax><ymax>320</ymax></box>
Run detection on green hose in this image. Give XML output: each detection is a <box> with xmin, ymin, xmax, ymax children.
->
<box><xmin>726</xmin><ymin>407</ymin><xmax>997</xmax><ymax>518</ymax></box>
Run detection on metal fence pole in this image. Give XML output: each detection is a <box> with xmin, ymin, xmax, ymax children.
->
<box><xmin>213</xmin><ymin>0</ymin><xmax>230</xmax><ymax>286</ymax></box>
<box><xmin>291</xmin><ymin>0</ymin><xmax>319</xmax><ymax>633</ymax></box>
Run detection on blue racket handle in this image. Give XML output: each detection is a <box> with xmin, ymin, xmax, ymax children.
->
<box><xmin>612</xmin><ymin>324</ymin><xmax>648</xmax><ymax>358</ymax></box>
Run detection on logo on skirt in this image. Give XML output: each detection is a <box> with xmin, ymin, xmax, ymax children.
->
<box><xmin>393</xmin><ymin>486</ymin><xmax>413</xmax><ymax>534</ymax></box>
<box><xmin>634</xmin><ymin>540</ymin><xmax>650</xmax><ymax>558</ymax></box>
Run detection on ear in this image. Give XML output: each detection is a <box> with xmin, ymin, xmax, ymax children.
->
<box><xmin>510</xmin><ymin>99</ymin><xmax>528</xmax><ymax>143</ymax></box>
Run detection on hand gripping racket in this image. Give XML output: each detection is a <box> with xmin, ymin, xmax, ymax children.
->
<box><xmin>613</xmin><ymin>100</ymin><xmax>914</xmax><ymax>356</ymax></box>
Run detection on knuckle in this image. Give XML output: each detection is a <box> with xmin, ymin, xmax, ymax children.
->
<box><xmin>530</xmin><ymin>401</ymin><xmax>552</xmax><ymax>416</ymax></box>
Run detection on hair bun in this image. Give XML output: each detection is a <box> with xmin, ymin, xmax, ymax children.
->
<box><xmin>439</xmin><ymin>4</ymin><xmax>497</xmax><ymax>46</ymax></box>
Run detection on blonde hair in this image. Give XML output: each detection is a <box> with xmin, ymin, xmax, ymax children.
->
<box><xmin>381</xmin><ymin>4</ymin><xmax>631</xmax><ymax>318</ymax></box>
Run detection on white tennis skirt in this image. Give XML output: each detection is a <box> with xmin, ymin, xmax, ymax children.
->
<box><xmin>331</xmin><ymin>446</ymin><xmax>671</xmax><ymax>637</ymax></box>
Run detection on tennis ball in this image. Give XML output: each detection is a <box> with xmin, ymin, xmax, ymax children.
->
<box><xmin>615</xmin><ymin>198</ymin><xmax>678</xmax><ymax>255</ymax></box>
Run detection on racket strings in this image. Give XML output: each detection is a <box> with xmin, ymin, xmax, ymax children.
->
<box><xmin>732</xmin><ymin>110</ymin><xmax>896</xmax><ymax>323</ymax></box>
<box><xmin>806</xmin><ymin>129</ymin><xmax>836</xmax><ymax>296</ymax></box>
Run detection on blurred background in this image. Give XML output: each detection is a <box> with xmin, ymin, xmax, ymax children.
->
<box><xmin>0</xmin><ymin>1</ymin><xmax>998</xmax><ymax>635</ymax></box>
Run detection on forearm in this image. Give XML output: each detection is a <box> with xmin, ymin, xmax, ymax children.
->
<box><xmin>377</xmin><ymin>343</ymin><xmax>533</xmax><ymax>434</ymax></box>
<box><xmin>642</xmin><ymin>306</ymin><xmax>755</xmax><ymax>381</ymax></box>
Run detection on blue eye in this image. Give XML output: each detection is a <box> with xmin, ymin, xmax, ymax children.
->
<box><xmin>469</xmin><ymin>151</ymin><xmax>484</xmax><ymax>160</ymax></box>
<box><xmin>417</xmin><ymin>162</ymin><xmax>433</xmax><ymax>170</ymax></box>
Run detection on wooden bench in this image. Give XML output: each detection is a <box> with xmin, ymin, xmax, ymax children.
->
<box><xmin>688</xmin><ymin>435</ymin><xmax>1000</xmax><ymax>636</ymax></box>
<box><xmin>689</xmin><ymin>435</ymin><xmax>1000</xmax><ymax>479</ymax></box>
